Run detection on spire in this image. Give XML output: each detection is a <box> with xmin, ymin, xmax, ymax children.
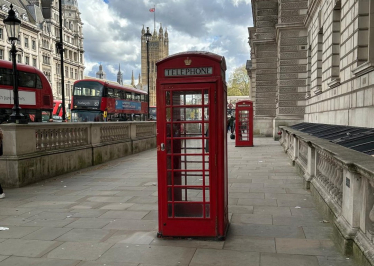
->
<box><xmin>117</xmin><ymin>63</ymin><xmax>121</xmax><ymax>74</ymax></box>
<box><xmin>165</xmin><ymin>27</ymin><xmax>168</xmax><ymax>38</ymax></box>
<box><xmin>116</xmin><ymin>63</ymin><xmax>123</xmax><ymax>85</ymax></box>
<box><xmin>131</xmin><ymin>70</ymin><xmax>135</xmax><ymax>86</ymax></box>
<box><xmin>141</xmin><ymin>25</ymin><xmax>145</xmax><ymax>34</ymax></box>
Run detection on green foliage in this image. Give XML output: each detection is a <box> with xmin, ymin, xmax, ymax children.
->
<box><xmin>227</xmin><ymin>65</ymin><xmax>250</xmax><ymax>97</ymax></box>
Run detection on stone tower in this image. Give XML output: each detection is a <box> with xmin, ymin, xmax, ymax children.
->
<box><xmin>117</xmin><ymin>64</ymin><xmax>123</xmax><ymax>85</ymax></box>
<box><xmin>141</xmin><ymin>24</ymin><xmax>169</xmax><ymax>107</ymax></box>
<box><xmin>96</xmin><ymin>64</ymin><xmax>106</xmax><ymax>79</ymax></box>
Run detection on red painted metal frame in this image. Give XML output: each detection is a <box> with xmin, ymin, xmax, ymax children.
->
<box><xmin>235</xmin><ymin>100</ymin><xmax>253</xmax><ymax>147</ymax></box>
<box><xmin>156</xmin><ymin>52</ymin><xmax>229</xmax><ymax>239</ymax></box>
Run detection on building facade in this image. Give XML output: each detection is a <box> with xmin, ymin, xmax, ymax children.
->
<box><xmin>0</xmin><ymin>0</ymin><xmax>84</xmax><ymax>103</ymax></box>
<box><xmin>141</xmin><ymin>25</ymin><xmax>168</xmax><ymax>107</ymax></box>
<box><xmin>249</xmin><ymin>0</ymin><xmax>374</xmax><ymax>138</ymax></box>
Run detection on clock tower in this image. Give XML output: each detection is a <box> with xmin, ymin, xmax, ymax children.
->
<box><xmin>141</xmin><ymin>24</ymin><xmax>169</xmax><ymax>107</ymax></box>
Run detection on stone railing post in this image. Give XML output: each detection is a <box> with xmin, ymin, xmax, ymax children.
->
<box><xmin>292</xmin><ymin>134</ymin><xmax>298</xmax><ymax>165</ymax></box>
<box><xmin>130</xmin><ymin>122</ymin><xmax>137</xmax><ymax>140</ymax></box>
<box><xmin>90</xmin><ymin>123</ymin><xmax>101</xmax><ymax>146</ymax></box>
<box><xmin>304</xmin><ymin>142</ymin><xmax>316</xmax><ymax>189</ymax></box>
<box><xmin>1</xmin><ymin>124</ymin><xmax>37</xmax><ymax>156</ymax></box>
<box><xmin>342</xmin><ymin>167</ymin><xmax>362</xmax><ymax>228</ymax></box>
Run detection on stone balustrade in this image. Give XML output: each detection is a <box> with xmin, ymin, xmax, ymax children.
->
<box><xmin>0</xmin><ymin>122</ymin><xmax>156</xmax><ymax>187</ymax></box>
<box><xmin>279</xmin><ymin>126</ymin><xmax>374</xmax><ymax>266</ymax></box>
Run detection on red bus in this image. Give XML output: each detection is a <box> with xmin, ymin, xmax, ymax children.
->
<box><xmin>71</xmin><ymin>78</ymin><xmax>148</xmax><ymax>122</ymax></box>
<box><xmin>149</xmin><ymin>106</ymin><xmax>156</xmax><ymax>120</ymax></box>
<box><xmin>0</xmin><ymin>60</ymin><xmax>53</xmax><ymax>122</ymax></box>
<box><xmin>53</xmin><ymin>100</ymin><xmax>62</xmax><ymax>117</ymax></box>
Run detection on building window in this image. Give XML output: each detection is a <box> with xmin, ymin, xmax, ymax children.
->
<box><xmin>25</xmin><ymin>56</ymin><xmax>29</xmax><ymax>65</ymax></box>
<box><xmin>32</xmin><ymin>40</ymin><xmax>36</xmax><ymax>50</ymax></box>
<box><xmin>24</xmin><ymin>37</ymin><xmax>29</xmax><ymax>48</ymax></box>
<box><xmin>65</xmin><ymin>66</ymin><xmax>69</xmax><ymax>78</ymax></box>
<box><xmin>353</xmin><ymin>0</ymin><xmax>374</xmax><ymax>76</ymax></box>
<box><xmin>70</xmin><ymin>68</ymin><xmax>73</xmax><ymax>78</ymax></box>
<box><xmin>75</xmin><ymin>69</ymin><xmax>78</xmax><ymax>79</ymax></box>
<box><xmin>17</xmin><ymin>54</ymin><xmax>21</xmax><ymax>63</ymax></box>
<box><xmin>33</xmin><ymin>58</ymin><xmax>37</xmax><ymax>67</ymax></box>
<box><xmin>8</xmin><ymin>51</ymin><xmax>11</xmax><ymax>61</ymax></box>
<box><xmin>0</xmin><ymin>28</ymin><xmax>3</xmax><ymax>40</ymax></box>
<box><xmin>328</xmin><ymin>1</ymin><xmax>341</xmax><ymax>87</ymax></box>
<box><xmin>0</xmin><ymin>49</ymin><xmax>3</xmax><ymax>60</ymax></box>
<box><xmin>17</xmin><ymin>35</ymin><xmax>21</xmax><ymax>45</ymax></box>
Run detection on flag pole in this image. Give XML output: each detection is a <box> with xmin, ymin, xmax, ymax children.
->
<box><xmin>154</xmin><ymin>5</ymin><xmax>156</xmax><ymax>31</ymax></box>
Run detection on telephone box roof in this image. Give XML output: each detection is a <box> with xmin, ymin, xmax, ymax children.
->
<box><xmin>157</xmin><ymin>51</ymin><xmax>226</xmax><ymax>70</ymax></box>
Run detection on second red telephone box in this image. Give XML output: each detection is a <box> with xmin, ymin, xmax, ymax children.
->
<box><xmin>156</xmin><ymin>51</ymin><xmax>229</xmax><ymax>239</ymax></box>
<box><xmin>235</xmin><ymin>100</ymin><xmax>253</xmax><ymax>147</ymax></box>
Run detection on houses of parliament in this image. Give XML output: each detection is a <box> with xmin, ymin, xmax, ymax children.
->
<box><xmin>98</xmin><ymin>24</ymin><xmax>169</xmax><ymax>107</ymax></box>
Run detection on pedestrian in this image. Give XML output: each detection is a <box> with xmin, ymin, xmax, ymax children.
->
<box><xmin>228</xmin><ymin>116</ymin><xmax>235</xmax><ymax>134</ymax></box>
<box><xmin>0</xmin><ymin>124</ymin><xmax>4</xmax><ymax>199</ymax></box>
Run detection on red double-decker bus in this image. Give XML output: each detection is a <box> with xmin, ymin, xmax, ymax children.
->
<box><xmin>71</xmin><ymin>78</ymin><xmax>148</xmax><ymax>122</ymax></box>
<box><xmin>0</xmin><ymin>60</ymin><xmax>53</xmax><ymax>122</ymax></box>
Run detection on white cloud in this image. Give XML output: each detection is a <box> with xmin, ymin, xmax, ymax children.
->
<box><xmin>78</xmin><ymin>0</ymin><xmax>253</xmax><ymax>82</ymax></box>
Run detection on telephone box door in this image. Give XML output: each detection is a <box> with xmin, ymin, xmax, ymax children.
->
<box><xmin>235</xmin><ymin>100</ymin><xmax>253</xmax><ymax>147</ymax></box>
<box><xmin>157</xmin><ymin>83</ymin><xmax>217</xmax><ymax>237</ymax></box>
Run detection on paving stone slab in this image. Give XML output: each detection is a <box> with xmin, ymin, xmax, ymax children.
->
<box><xmin>0</xmin><ymin>226</ymin><xmax>40</xmax><ymax>239</ymax></box>
<box><xmin>0</xmin><ymin>255</ymin><xmax>8</xmax><ymax>262</ymax></box>
<box><xmin>253</xmin><ymin>206</ymin><xmax>292</xmax><ymax>216</ymax></box>
<box><xmin>103</xmin><ymin>219</ymin><xmax>157</xmax><ymax>231</ymax></box>
<box><xmin>223</xmin><ymin>235</ymin><xmax>275</xmax><ymax>253</ymax></box>
<box><xmin>228</xmin><ymin>192</ymin><xmax>265</xmax><ymax>199</ymax></box>
<box><xmin>64</xmin><ymin>218</ymin><xmax>113</xmax><ymax>229</ymax></box>
<box><xmin>151</xmin><ymin>238</ymin><xmax>224</xmax><ymax>249</ymax></box>
<box><xmin>237</xmin><ymin>198</ymin><xmax>277</xmax><ymax>207</ymax></box>
<box><xmin>0</xmin><ymin>256</ymin><xmax>79</xmax><ymax>266</ymax></box>
<box><xmin>272</xmin><ymin>215</ymin><xmax>331</xmax><ymax>227</ymax></box>
<box><xmin>317</xmin><ymin>256</ymin><xmax>356</xmax><ymax>266</ymax></box>
<box><xmin>189</xmin><ymin>248</ymin><xmax>260</xmax><ymax>266</ymax></box>
<box><xmin>275</xmin><ymin>238</ymin><xmax>341</xmax><ymax>256</ymax></box>
<box><xmin>22</xmin><ymin>227</ymin><xmax>72</xmax><ymax>241</ymax></box>
<box><xmin>47</xmin><ymin>241</ymin><xmax>113</xmax><ymax>261</ymax></box>
<box><xmin>98</xmin><ymin>210</ymin><xmax>148</xmax><ymax>219</ymax></box>
<box><xmin>98</xmin><ymin>243</ymin><xmax>195</xmax><ymax>265</ymax></box>
<box><xmin>229</xmin><ymin>223</ymin><xmax>305</xmax><ymax>239</ymax></box>
<box><xmin>231</xmin><ymin>213</ymin><xmax>272</xmax><ymax>225</ymax></box>
<box><xmin>228</xmin><ymin>205</ymin><xmax>254</xmax><ymax>214</ymax></box>
<box><xmin>105</xmin><ymin>231</ymin><xmax>155</xmax><ymax>244</ymax></box>
<box><xmin>0</xmin><ymin>239</ymin><xmax>59</xmax><ymax>257</ymax></box>
<box><xmin>260</xmin><ymin>253</ymin><xmax>319</xmax><ymax>266</ymax></box>
<box><xmin>55</xmin><ymin>228</ymin><xmax>112</xmax><ymax>242</ymax></box>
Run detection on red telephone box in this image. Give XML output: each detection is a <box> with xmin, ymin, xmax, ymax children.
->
<box><xmin>156</xmin><ymin>51</ymin><xmax>229</xmax><ymax>239</ymax></box>
<box><xmin>235</xmin><ymin>100</ymin><xmax>253</xmax><ymax>147</ymax></box>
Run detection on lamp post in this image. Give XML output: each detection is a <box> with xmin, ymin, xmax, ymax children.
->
<box><xmin>57</xmin><ymin>0</ymin><xmax>66</xmax><ymax>122</ymax></box>
<box><xmin>144</xmin><ymin>27</ymin><xmax>152</xmax><ymax>120</ymax></box>
<box><xmin>3</xmin><ymin>4</ymin><xmax>27</xmax><ymax>124</ymax></box>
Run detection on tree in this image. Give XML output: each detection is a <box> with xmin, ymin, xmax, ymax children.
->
<box><xmin>227</xmin><ymin>65</ymin><xmax>250</xmax><ymax>97</ymax></box>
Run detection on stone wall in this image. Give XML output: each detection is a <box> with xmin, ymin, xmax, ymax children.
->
<box><xmin>0</xmin><ymin>122</ymin><xmax>157</xmax><ymax>187</ymax></box>
<box><xmin>304</xmin><ymin>0</ymin><xmax>374</xmax><ymax>127</ymax></box>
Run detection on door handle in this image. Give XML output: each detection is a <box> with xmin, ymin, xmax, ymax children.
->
<box><xmin>161</xmin><ymin>143</ymin><xmax>165</xmax><ymax>151</ymax></box>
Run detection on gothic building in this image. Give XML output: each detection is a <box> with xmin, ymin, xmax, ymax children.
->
<box><xmin>141</xmin><ymin>24</ymin><xmax>169</xmax><ymax>107</ymax></box>
<box><xmin>0</xmin><ymin>0</ymin><xmax>85</xmax><ymax>102</ymax></box>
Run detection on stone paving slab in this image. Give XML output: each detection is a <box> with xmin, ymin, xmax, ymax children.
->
<box><xmin>0</xmin><ymin>137</ymin><xmax>360</xmax><ymax>265</ymax></box>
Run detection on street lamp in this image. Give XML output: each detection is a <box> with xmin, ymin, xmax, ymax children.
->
<box><xmin>57</xmin><ymin>0</ymin><xmax>66</xmax><ymax>122</ymax></box>
<box><xmin>144</xmin><ymin>27</ymin><xmax>152</xmax><ymax>120</ymax></box>
<box><xmin>3</xmin><ymin>4</ymin><xmax>27</xmax><ymax>124</ymax></box>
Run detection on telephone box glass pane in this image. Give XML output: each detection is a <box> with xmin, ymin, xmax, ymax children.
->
<box><xmin>165</xmin><ymin>89</ymin><xmax>210</xmax><ymax>219</ymax></box>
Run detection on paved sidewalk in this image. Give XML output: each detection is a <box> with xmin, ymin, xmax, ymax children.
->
<box><xmin>0</xmin><ymin>138</ymin><xmax>357</xmax><ymax>266</ymax></box>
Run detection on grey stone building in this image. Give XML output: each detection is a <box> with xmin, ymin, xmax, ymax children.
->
<box><xmin>0</xmin><ymin>0</ymin><xmax>85</xmax><ymax>103</ymax></box>
<box><xmin>249</xmin><ymin>0</ymin><xmax>308</xmax><ymax>138</ymax></box>
<box><xmin>249</xmin><ymin>0</ymin><xmax>374</xmax><ymax>138</ymax></box>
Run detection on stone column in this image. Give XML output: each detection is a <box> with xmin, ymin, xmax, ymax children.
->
<box><xmin>272</xmin><ymin>0</ymin><xmax>308</xmax><ymax>139</ymax></box>
<box><xmin>249</xmin><ymin>0</ymin><xmax>278</xmax><ymax>137</ymax></box>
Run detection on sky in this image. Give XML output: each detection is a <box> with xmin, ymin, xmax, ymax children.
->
<box><xmin>77</xmin><ymin>0</ymin><xmax>253</xmax><ymax>85</ymax></box>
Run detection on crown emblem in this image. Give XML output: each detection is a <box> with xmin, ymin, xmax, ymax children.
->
<box><xmin>184</xmin><ymin>57</ymin><xmax>192</xmax><ymax>66</ymax></box>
